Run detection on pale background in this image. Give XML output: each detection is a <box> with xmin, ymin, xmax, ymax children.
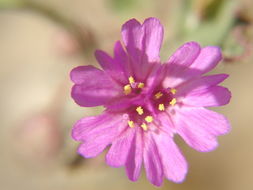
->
<box><xmin>0</xmin><ymin>0</ymin><xmax>253</xmax><ymax>189</ymax></box>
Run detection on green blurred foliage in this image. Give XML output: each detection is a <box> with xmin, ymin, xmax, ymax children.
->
<box><xmin>0</xmin><ymin>0</ymin><xmax>25</xmax><ymax>8</ymax></box>
<box><xmin>109</xmin><ymin>0</ymin><xmax>137</xmax><ymax>12</ymax></box>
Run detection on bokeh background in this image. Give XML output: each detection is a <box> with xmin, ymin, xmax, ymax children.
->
<box><xmin>0</xmin><ymin>0</ymin><xmax>253</xmax><ymax>189</ymax></box>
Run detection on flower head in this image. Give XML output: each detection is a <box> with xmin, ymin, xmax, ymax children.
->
<box><xmin>70</xmin><ymin>18</ymin><xmax>231</xmax><ymax>186</ymax></box>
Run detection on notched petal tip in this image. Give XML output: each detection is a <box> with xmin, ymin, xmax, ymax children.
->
<box><xmin>70</xmin><ymin>66</ymin><xmax>86</xmax><ymax>84</ymax></box>
<box><xmin>122</xmin><ymin>18</ymin><xmax>141</xmax><ymax>31</ymax></box>
<box><xmin>71</xmin><ymin>119</ymin><xmax>83</xmax><ymax>141</ymax></box>
<box><xmin>223</xmin><ymin>87</ymin><xmax>232</xmax><ymax>105</ymax></box>
<box><xmin>143</xmin><ymin>17</ymin><xmax>163</xmax><ymax>27</ymax></box>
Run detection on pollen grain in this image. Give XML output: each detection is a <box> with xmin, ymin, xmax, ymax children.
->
<box><xmin>136</xmin><ymin>106</ymin><xmax>144</xmax><ymax>115</ymax></box>
<box><xmin>138</xmin><ymin>82</ymin><xmax>144</xmax><ymax>89</ymax></box>
<box><xmin>170</xmin><ymin>88</ymin><xmax>177</xmax><ymax>95</ymax></box>
<box><xmin>155</xmin><ymin>92</ymin><xmax>163</xmax><ymax>99</ymax></box>
<box><xmin>128</xmin><ymin>76</ymin><xmax>135</xmax><ymax>84</ymax></box>
<box><xmin>170</xmin><ymin>98</ymin><xmax>177</xmax><ymax>106</ymax></box>
<box><xmin>141</xmin><ymin>123</ymin><xmax>148</xmax><ymax>131</ymax></box>
<box><xmin>124</xmin><ymin>84</ymin><xmax>132</xmax><ymax>95</ymax></box>
<box><xmin>145</xmin><ymin>116</ymin><xmax>153</xmax><ymax>123</ymax></box>
<box><xmin>128</xmin><ymin>120</ymin><xmax>134</xmax><ymax>128</ymax></box>
<box><xmin>158</xmin><ymin>103</ymin><xmax>165</xmax><ymax>111</ymax></box>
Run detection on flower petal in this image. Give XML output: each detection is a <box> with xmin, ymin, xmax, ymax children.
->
<box><xmin>95</xmin><ymin>42</ymin><xmax>128</xmax><ymax>83</ymax></box>
<box><xmin>166</xmin><ymin>42</ymin><xmax>201</xmax><ymax>68</ymax></box>
<box><xmin>125</xmin><ymin>127</ymin><xmax>143</xmax><ymax>182</ymax></box>
<box><xmin>188</xmin><ymin>46</ymin><xmax>222</xmax><ymax>76</ymax></box>
<box><xmin>153</xmin><ymin>131</ymin><xmax>188</xmax><ymax>183</ymax></box>
<box><xmin>143</xmin><ymin>132</ymin><xmax>163</xmax><ymax>186</ymax></box>
<box><xmin>163</xmin><ymin>42</ymin><xmax>201</xmax><ymax>87</ymax></box>
<box><xmin>174</xmin><ymin>107</ymin><xmax>230</xmax><ymax>152</ymax></box>
<box><xmin>176</xmin><ymin>74</ymin><xmax>229</xmax><ymax>95</ymax></box>
<box><xmin>163</xmin><ymin>45</ymin><xmax>222</xmax><ymax>88</ymax></box>
<box><xmin>122</xmin><ymin>17</ymin><xmax>163</xmax><ymax>62</ymax></box>
<box><xmin>182</xmin><ymin>86</ymin><xmax>231</xmax><ymax>107</ymax></box>
<box><xmin>70</xmin><ymin>65</ymin><xmax>121</xmax><ymax>107</ymax></box>
<box><xmin>121</xmin><ymin>18</ymin><xmax>142</xmax><ymax>63</ymax></box>
<box><xmin>176</xmin><ymin>74</ymin><xmax>231</xmax><ymax>107</ymax></box>
<box><xmin>73</xmin><ymin>113</ymin><xmax>128</xmax><ymax>158</ymax></box>
<box><xmin>142</xmin><ymin>18</ymin><xmax>164</xmax><ymax>62</ymax></box>
<box><xmin>121</xmin><ymin>18</ymin><xmax>163</xmax><ymax>80</ymax></box>
<box><xmin>106</xmin><ymin>128</ymin><xmax>135</xmax><ymax>167</ymax></box>
<box><xmin>113</xmin><ymin>40</ymin><xmax>131</xmax><ymax>78</ymax></box>
<box><xmin>72</xmin><ymin>112</ymin><xmax>127</xmax><ymax>141</ymax></box>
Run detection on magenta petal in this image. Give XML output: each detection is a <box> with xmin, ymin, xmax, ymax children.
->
<box><xmin>177</xmin><ymin>74</ymin><xmax>229</xmax><ymax>95</ymax></box>
<box><xmin>175</xmin><ymin>107</ymin><xmax>230</xmax><ymax>152</ymax></box>
<box><xmin>142</xmin><ymin>18</ymin><xmax>164</xmax><ymax>62</ymax></box>
<box><xmin>78</xmin><ymin>139</ymin><xmax>108</xmax><ymax>158</ymax></box>
<box><xmin>125</xmin><ymin>127</ymin><xmax>143</xmax><ymax>182</ymax></box>
<box><xmin>95</xmin><ymin>46</ymin><xmax>128</xmax><ymax>83</ymax></box>
<box><xmin>122</xmin><ymin>18</ymin><xmax>163</xmax><ymax>63</ymax></box>
<box><xmin>72</xmin><ymin>112</ymin><xmax>126</xmax><ymax>141</ymax></box>
<box><xmin>113</xmin><ymin>41</ymin><xmax>131</xmax><ymax>78</ymax></box>
<box><xmin>106</xmin><ymin>128</ymin><xmax>135</xmax><ymax>167</ymax></box>
<box><xmin>189</xmin><ymin>46</ymin><xmax>222</xmax><ymax>75</ymax></box>
<box><xmin>163</xmin><ymin>45</ymin><xmax>222</xmax><ymax>88</ymax></box>
<box><xmin>143</xmin><ymin>132</ymin><xmax>163</xmax><ymax>186</ymax></box>
<box><xmin>182</xmin><ymin>86</ymin><xmax>231</xmax><ymax>107</ymax></box>
<box><xmin>176</xmin><ymin>74</ymin><xmax>231</xmax><ymax>107</ymax></box>
<box><xmin>153</xmin><ymin>131</ymin><xmax>188</xmax><ymax>183</ymax></box>
<box><xmin>70</xmin><ymin>66</ymin><xmax>121</xmax><ymax>107</ymax></box>
<box><xmin>173</xmin><ymin>46</ymin><xmax>222</xmax><ymax>85</ymax></box>
<box><xmin>163</xmin><ymin>42</ymin><xmax>201</xmax><ymax>87</ymax></box>
<box><xmin>121</xmin><ymin>19</ymin><xmax>143</xmax><ymax>73</ymax></box>
<box><xmin>121</xmin><ymin>18</ymin><xmax>163</xmax><ymax>80</ymax></box>
<box><xmin>73</xmin><ymin>113</ymin><xmax>127</xmax><ymax>158</ymax></box>
<box><xmin>167</xmin><ymin>41</ymin><xmax>201</xmax><ymax>67</ymax></box>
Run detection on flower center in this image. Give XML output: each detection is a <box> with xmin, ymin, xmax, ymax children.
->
<box><xmin>124</xmin><ymin>76</ymin><xmax>177</xmax><ymax>131</ymax></box>
<box><xmin>127</xmin><ymin>106</ymin><xmax>154</xmax><ymax>131</ymax></box>
<box><xmin>152</xmin><ymin>88</ymin><xmax>177</xmax><ymax>112</ymax></box>
<box><xmin>123</xmin><ymin>76</ymin><xmax>145</xmax><ymax>95</ymax></box>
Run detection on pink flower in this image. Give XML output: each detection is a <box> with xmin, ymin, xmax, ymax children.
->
<box><xmin>70</xmin><ymin>18</ymin><xmax>231</xmax><ymax>186</ymax></box>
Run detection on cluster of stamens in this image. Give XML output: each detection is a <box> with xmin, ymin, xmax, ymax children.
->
<box><xmin>127</xmin><ymin>106</ymin><xmax>154</xmax><ymax>131</ymax></box>
<box><xmin>123</xmin><ymin>76</ymin><xmax>145</xmax><ymax>95</ymax></box>
<box><xmin>154</xmin><ymin>88</ymin><xmax>177</xmax><ymax>112</ymax></box>
<box><xmin>124</xmin><ymin>76</ymin><xmax>177</xmax><ymax>131</ymax></box>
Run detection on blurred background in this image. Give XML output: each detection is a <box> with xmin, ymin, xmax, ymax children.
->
<box><xmin>0</xmin><ymin>0</ymin><xmax>253</xmax><ymax>189</ymax></box>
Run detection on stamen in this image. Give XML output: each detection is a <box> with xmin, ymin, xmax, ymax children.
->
<box><xmin>128</xmin><ymin>76</ymin><xmax>135</xmax><ymax>84</ymax></box>
<box><xmin>170</xmin><ymin>98</ymin><xmax>177</xmax><ymax>106</ymax></box>
<box><xmin>128</xmin><ymin>120</ymin><xmax>134</xmax><ymax>128</ymax></box>
<box><xmin>170</xmin><ymin>88</ymin><xmax>177</xmax><ymax>95</ymax></box>
<box><xmin>138</xmin><ymin>83</ymin><xmax>144</xmax><ymax>89</ymax></box>
<box><xmin>141</xmin><ymin>123</ymin><xmax>148</xmax><ymax>131</ymax></box>
<box><xmin>158</xmin><ymin>103</ymin><xmax>165</xmax><ymax>111</ymax></box>
<box><xmin>155</xmin><ymin>92</ymin><xmax>163</xmax><ymax>99</ymax></box>
<box><xmin>145</xmin><ymin>116</ymin><xmax>153</xmax><ymax>123</ymax></box>
<box><xmin>136</xmin><ymin>106</ymin><xmax>144</xmax><ymax>115</ymax></box>
<box><xmin>124</xmin><ymin>84</ymin><xmax>132</xmax><ymax>95</ymax></box>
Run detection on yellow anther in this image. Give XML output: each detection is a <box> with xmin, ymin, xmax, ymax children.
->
<box><xmin>170</xmin><ymin>98</ymin><xmax>177</xmax><ymax>106</ymax></box>
<box><xmin>138</xmin><ymin>82</ymin><xmax>145</xmax><ymax>89</ymax></box>
<box><xmin>145</xmin><ymin>116</ymin><xmax>153</xmax><ymax>123</ymax></box>
<box><xmin>124</xmin><ymin>84</ymin><xmax>132</xmax><ymax>95</ymax></box>
<box><xmin>158</xmin><ymin>103</ymin><xmax>165</xmax><ymax>111</ymax></box>
<box><xmin>128</xmin><ymin>76</ymin><xmax>135</xmax><ymax>84</ymax></box>
<box><xmin>128</xmin><ymin>120</ymin><xmax>134</xmax><ymax>128</ymax></box>
<box><xmin>155</xmin><ymin>92</ymin><xmax>163</xmax><ymax>99</ymax></box>
<box><xmin>170</xmin><ymin>88</ymin><xmax>177</xmax><ymax>95</ymax></box>
<box><xmin>136</xmin><ymin>106</ymin><xmax>144</xmax><ymax>115</ymax></box>
<box><xmin>141</xmin><ymin>123</ymin><xmax>148</xmax><ymax>131</ymax></box>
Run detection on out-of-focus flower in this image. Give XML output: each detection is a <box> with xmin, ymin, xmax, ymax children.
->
<box><xmin>70</xmin><ymin>18</ymin><xmax>231</xmax><ymax>186</ymax></box>
<box><xmin>15</xmin><ymin>113</ymin><xmax>62</xmax><ymax>164</ymax></box>
<box><xmin>54</xmin><ymin>29</ymin><xmax>81</xmax><ymax>56</ymax></box>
